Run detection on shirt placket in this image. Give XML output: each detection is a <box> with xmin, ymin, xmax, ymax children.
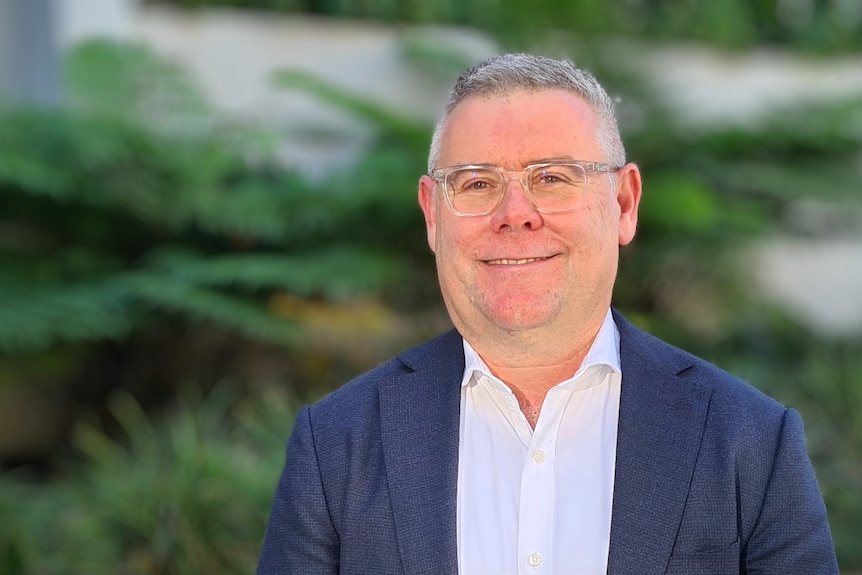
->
<box><xmin>517</xmin><ymin>386</ymin><xmax>570</xmax><ymax>575</ymax></box>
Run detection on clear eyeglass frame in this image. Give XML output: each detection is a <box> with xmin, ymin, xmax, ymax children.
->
<box><xmin>430</xmin><ymin>161</ymin><xmax>620</xmax><ymax>217</ymax></box>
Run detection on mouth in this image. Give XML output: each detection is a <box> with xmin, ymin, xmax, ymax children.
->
<box><xmin>484</xmin><ymin>256</ymin><xmax>552</xmax><ymax>266</ymax></box>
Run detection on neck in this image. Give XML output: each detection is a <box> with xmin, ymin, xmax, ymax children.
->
<box><xmin>461</xmin><ymin>309</ymin><xmax>609</xmax><ymax>427</ymax></box>
<box><xmin>489</xmin><ymin>359</ymin><xmax>587</xmax><ymax>430</ymax></box>
<box><xmin>481</xmin><ymin>338</ymin><xmax>591</xmax><ymax>393</ymax></box>
<box><xmin>472</xmin><ymin>307</ymin><xmax>606</xmax><ymax>376</ymax></box>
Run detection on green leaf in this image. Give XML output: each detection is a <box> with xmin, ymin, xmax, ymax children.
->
<box><xmin>272</xmin><ymin>69</ymin><xmax>429</xmax><ymax>147</ymax></box>
<box><xmin>125</xmin><ymin>274</ymin><xmax>301</xmax><ymax>347</ymax></box>
<box><xmin>142</xmin><ymin>247</ymin><xmax>401</xmax><ymax>299</ymax></box>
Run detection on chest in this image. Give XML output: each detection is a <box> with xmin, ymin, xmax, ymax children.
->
<box><xmin>456</xmin><ymin>370</ymin><xmax>622</xmax><ymax>575</ymax></box>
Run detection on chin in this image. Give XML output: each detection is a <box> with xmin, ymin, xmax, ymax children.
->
<box><xmin>484</xmin><ymin>304</ymin><xmax>559</xmax><ymax>333</ymax></box>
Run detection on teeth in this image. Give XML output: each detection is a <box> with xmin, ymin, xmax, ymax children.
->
<box><xmin>487</xmin><ymin>257</ymin><xmax>545</xmax><ymax>265</ymax></box>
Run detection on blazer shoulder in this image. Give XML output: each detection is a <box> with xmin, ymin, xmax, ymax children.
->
<box><xmin>614</xmin><ymin>310</ymin><xmax>787</xmax><ymax>421</ymax></box>
<box><xmin>307</xmin><ymin>328</ymin><xmax>463</xmax><ymax>426</ymax></box>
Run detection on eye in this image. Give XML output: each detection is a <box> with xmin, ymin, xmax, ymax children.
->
<box><xmin>465</xmin><ymin>179</ymin><xmax>490</xmax><ymax>190</ymax></box>
<box><xmin>531</xmin><ymin>165</ymin><xmax>585</xmax><ymax>188</ymax></box>
<box><xmin>451</xmin><ymin>169</ymin><xmax>499</xmax><ymax>194</ymax></box>
<box><xmin>538</xmin><ymin>173</ymin><xmax>563</xmax><ymax>184</ymax></box>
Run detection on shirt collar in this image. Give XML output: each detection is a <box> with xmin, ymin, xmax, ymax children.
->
<box><xmin>461</xmin><ymin>308</ymin><xmax>621</xmax><ymax>388</ymax></box>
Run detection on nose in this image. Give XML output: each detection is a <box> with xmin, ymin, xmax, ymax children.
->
<box><xmin>490</xmin><ymin>177</ymin><xmax>544</xmax><ymax>232</ymax></box>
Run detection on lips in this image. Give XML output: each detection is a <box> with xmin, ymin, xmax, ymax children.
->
<box><xmin>485</xmin><ymin>256</ymin><xmax>551</xmax><ymax>265</ymax></box>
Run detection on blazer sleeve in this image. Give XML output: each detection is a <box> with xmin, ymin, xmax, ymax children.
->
<box><xmin>743</xmin><ymin>408</ymin><xmax>838</xmax><ymax>574</ymax></box>
<box><xmin>256</xmin><ymin>406</ymin><xmax>340</xmax><ymax>575</ymax></box>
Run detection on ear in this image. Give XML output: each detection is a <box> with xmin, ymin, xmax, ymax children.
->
<box><xmin>418</xmin><ymin>174</ymin><xmax>438</xmax><ymax>253</ymax></box>
<box><xmin>616</xmin><ymin>163</ymin><xmax>642</xmax><ymax>246</ymax></box>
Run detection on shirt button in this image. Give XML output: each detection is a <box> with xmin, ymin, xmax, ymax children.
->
<box><xmin>528</xmin><ymin>552</ymin><xmax>543</xmax><ymax>568</ymax></box>
<box><xmin>532</xmin><ymin>449</ymin><xmax>546</xmax><ymax>464</ymax></box>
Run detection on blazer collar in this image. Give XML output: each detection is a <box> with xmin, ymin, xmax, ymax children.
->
<box><xmin>607</xmin><ymin>311</ymin><xmax>714</xmax><ymax>573</ymax></box>
<box><xmin>375</xmin><ymin>312</ymin><xmax>715</xmax><ymax>575</ymax></box>
<box><xmin>378</xmin><ymin>329</ymin><xmax>463</xmax><ymax>575</ymax></box>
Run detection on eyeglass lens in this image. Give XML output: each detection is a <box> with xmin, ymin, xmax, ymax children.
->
<box><xmin>446</xmin><ymin>164</ymin><xmax>587</xmax><ymax>215</ymax></box>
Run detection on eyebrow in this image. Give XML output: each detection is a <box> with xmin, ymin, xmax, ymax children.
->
<box><xmin>524</xmin><ymin>156</ymin><xmax>577</xmax><ymax>166</ymax></box>
<box><xmin>446</xmin><ymin>156</ymin><xmax>579</xmax><ymax>170</ymax></box>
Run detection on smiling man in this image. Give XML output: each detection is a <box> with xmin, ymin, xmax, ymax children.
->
<box><xmin>256</xmin><ymin>54</ymin><xmax>838</xmax><ymax>575</ymax></box>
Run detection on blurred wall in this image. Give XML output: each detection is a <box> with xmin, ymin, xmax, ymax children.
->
<box><xmin>131</xmin><ymin>6</ymin><xmax>496</xmax><ymax>179</ymax></box>
<box><xmin>0</xmin><ymin>0</ymin><xmax>62</xmax><ymax>106</ymax></box>
<box><xmin>58</xmin><ymin>0</ymin><xmax>136</xmax><ymax>46</ymax></box>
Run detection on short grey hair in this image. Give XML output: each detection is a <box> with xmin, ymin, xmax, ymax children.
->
<box><xmin>427</xmin><ymin>53</ymin><xmax>626</xmax><ymax>173</ymax></box>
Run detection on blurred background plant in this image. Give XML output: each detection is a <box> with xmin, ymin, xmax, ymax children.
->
<box><xmin>1</xmin><ymin>0</ymin><xmax>861</xmax><ymax>572</ymax></box>
<box><xmin>148</xmin><ymin>0</ymin><xmax>862</xmax><ymax>54</ymax></box>
<box><xmin>1</xmin><ymin>383</ymin><xmax>296</xmax><ymax>574</ymax></box>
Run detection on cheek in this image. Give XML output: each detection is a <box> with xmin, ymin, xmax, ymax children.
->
<box><xmin>436</xmin><ymin>213</ymin><xmax>474</xmax><ymax>253</ymax></box>
<box><xmin>584</xmin><ymin>192</ymin><xmax>620</xmax><ymax>239</ymax></box>
<box><xmin>434</xmin><ymin>221</ymin><xmax>479</xmax><ymax>284</ymax></box>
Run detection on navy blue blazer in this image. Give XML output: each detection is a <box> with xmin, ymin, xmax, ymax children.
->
<box><xmin>257</xmin><ymin>312</ymin><xmax>838</xmax><ymax>574</ymax></box>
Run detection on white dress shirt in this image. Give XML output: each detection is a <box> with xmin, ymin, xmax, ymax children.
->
<box><xmin>456</xmin><ymin>310</ymin><xmax>622</xmax><ymax>575</ymax></box>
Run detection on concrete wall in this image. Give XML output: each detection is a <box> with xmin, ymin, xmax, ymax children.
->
<box><xmin>0</xmin><ymin>0</ymin><xmax>62</xmax><ymax>105</ymax></box>
<box><xmin>129</xmin><ymin>7</ymin><xmax>496</xmax><ymax>177</ymax></box>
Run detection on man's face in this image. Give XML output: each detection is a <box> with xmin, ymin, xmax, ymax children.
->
<box><xmin>418</xmin><ymin>89</ymin><xmax>641</xmax><ymax>342</ymax></box>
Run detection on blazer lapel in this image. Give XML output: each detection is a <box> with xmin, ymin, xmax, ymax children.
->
<box><xmin>378</xmin><ymin>330</ymin><xmax>463</xmax><ymax>575</ymax></box>
<box><xmin>607</xmin><ymin>314</ymin><xmax>714</xmax><ymax>574</ymax></box>
<box><xmin>373</xmin><ymin>316</ymin><xmax>713</xmax><ymax>574</ymax></box>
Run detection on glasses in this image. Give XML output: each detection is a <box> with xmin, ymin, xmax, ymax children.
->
<box><xmin>430</xmin><ymin>161</ymin><xmax>619</xmax><ymax>217</ymax></box>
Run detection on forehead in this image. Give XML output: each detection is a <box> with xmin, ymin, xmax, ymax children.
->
<box><xmin>439</xmin><ymin>89</ymin><xmax>603</xmax><ymax>167</ymax></box>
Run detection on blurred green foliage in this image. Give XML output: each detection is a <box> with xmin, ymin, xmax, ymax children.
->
<box><xmin>146</xmin><ymin>0</ymin><xmax>862</xmax><ymax>54</ymax></box>
<box><xmin>1</xmin><ymin>25</ymin><xmax>861</xmax><ymax>575</ymax></box>
<box><xmin>1</xmin><ymin>384</ymin><xmax>296</xmax><ymax>574</ymax></box>
<box><xmin>0</xmin><ymin>41</ymin><xmax>422</xmax><ymax>356</ymax></box>
<box><xmin>0</xmin><ymin>39</ymin><xmax>436</xmax><ymax>427</ymax></box>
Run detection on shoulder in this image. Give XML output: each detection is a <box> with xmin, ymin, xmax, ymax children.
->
<box><xmin>613</xmin><ymin>311</ymin><xmax>801</xmax><ymax>498</ymax></box>
<box><xmin>611</xmin><ymin>313</ymin><xmax>836</xmax><ymax>569</ymax></box>
<box><xmin>306</xmin><ymin>328</ymin><xmax>463</xmax><ymax>427</ymax></box>
<box><xmin>613</xmin><ymin>310</ymin><xmax>788</xmax><ymax>427</ymax></box>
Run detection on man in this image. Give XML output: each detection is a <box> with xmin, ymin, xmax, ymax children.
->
<box><xmin>256</xmin><ymin>53</ymin><xmax>838</xmax><ymax>574</ymax></box>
